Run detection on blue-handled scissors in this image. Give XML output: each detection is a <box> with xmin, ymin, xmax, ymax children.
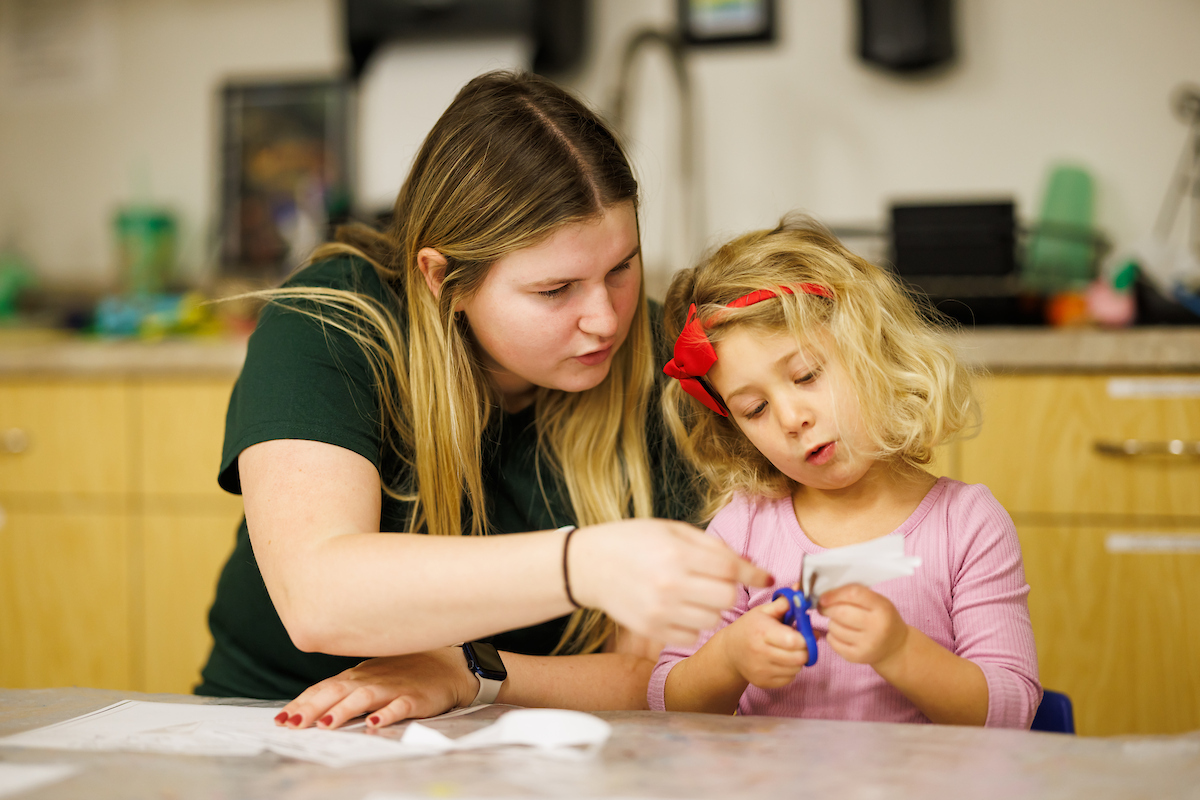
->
<box><xmin>772</xmin><ymin>557</ymin><xmax>818</xmax><ymax>667</ymax></box>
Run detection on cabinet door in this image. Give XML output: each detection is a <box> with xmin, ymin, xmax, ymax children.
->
<box><xmin>1019</xmin><ymin>525</ymin><xmax>1200</xmax><ymax>735</ymax></box>
<box><xmin>137</xmin><ymin>378</ymin><xmax>236</xmax><ymax>499</ymax></box>
<box><xmin>142</xmin><ymin>509</ymin><xmax>242</xmax><ymax>694</ymax></box>
<box><xmin>962</xmin><ymin>375</ymin><xmax>1200</xmax><ymax>516</ymax></box>
<box><xmin>0</xmin><ymin>507</ymin><xmax>133</xmax><ymax>689</ymax></box>
<box><xmin>0</xmin><ymin>379</ymin><xmax>131</xmax><ymax>498</ymax></box>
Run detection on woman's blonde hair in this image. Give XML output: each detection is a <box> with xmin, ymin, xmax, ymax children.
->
<box><xmin>663</xmin><ymin>214</ymin><xmax>978</xmax><ymax>520</ymax></box>
<box><xmin>259</xmin><ymin>71</ymin><xmax>654</xmax><ymax>654</ymax></box>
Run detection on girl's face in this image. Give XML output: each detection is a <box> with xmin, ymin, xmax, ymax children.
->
<box><xmin>706</xmin><ymin>326</ymin><xmax>877</xmax><ymax>494</ymax></box>
<box><xmin>459</xmin><ymin>202</ymin><xmax>642</xmax><ymax>410</ymax></box>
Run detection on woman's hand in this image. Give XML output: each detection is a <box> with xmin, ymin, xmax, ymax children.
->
<box><xmin>274</xmin><ymin>647</ymin><xmax>477</xmax><ymax>730</ymax></box>
<box><xmin>568</xmin><ymin>520</ymin><xmax>773</xmax><ymax>646</ymax></box>
<box><xmin>818</xmin><ymin>584</ymin><xmax>909</xmax><ymax>667</ymax></box>
<box><xmin>716</xmin><ymin>595</ymin><xmax>809</xmax><ymax>689</ymax></box>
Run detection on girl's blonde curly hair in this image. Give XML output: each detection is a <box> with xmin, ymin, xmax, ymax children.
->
<box><xmin>662</xmin><ymin>214</ymin><xmax>980</xmax><ymax>520</ymax></box>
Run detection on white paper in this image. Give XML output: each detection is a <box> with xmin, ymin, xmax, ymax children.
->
<box><xmin>0</xmin><ymin>701</ymin><xmax>610</xmax><ymax>768</ymax></box>
<box><xmin>400</xmin><ymin>709</ymin><xmax>611</xmax><ymax>758</ymax></box>
<box><xmin>357</xmin><ymin>36</ymin><xmax>533</xmax><ymax>210</ymax></box>
<box><xmin>801</xmin><ymin>534</ymin><xmax>921</xmax><ymax>601</ymax></box>
<box><xmin>0</xmin><ymin>764</ymin><xmax>79</xmax><ymax>798</ymax></box>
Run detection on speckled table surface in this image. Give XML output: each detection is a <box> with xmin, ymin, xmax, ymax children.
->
<box><xmin>2</xmin><ymin>688</ymin><xmax>1198</xmax><ymax>800</ymax></box>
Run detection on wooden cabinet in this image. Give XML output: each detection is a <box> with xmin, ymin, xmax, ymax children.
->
<box><xmin>0</xmin><ymin>376</ymin><xmax>241</xmax><ymax>694</ymax></box>
<box><xmin>960</xmin><ymin>374</ymin><xmax>1200</xmax><ymax>735</ymax></box>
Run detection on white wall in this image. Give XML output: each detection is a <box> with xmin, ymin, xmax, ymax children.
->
<box><xmin>1</xmin><ymin>0</ymin><xmax>1197</xmax><ymax>291</ymax></box>
<box><xmin>576</xmin><ymin>0</ymin><xmax>1200</xmax><ymax>289</ymax></box>
<box><xmin>0</xmin><ymin>0</ymin><xmax>342</xmax><ymax>287</ymax></box>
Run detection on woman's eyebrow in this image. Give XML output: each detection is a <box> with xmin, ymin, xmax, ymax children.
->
<box><xmin>527</xmin><ymin>245</ymin><xmax>640</xmax><ymax>287</ymax></box>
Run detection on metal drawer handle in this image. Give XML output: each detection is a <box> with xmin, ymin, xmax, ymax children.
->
<box><xmin>2</xmin><ymin>428</ymin><xmax>29</xmax><ymax>454</ymax></box>
<box><xmin>1095</xmin><ymin>439</ymin><xmax>1200</xmax><ymax>457</ymax></box>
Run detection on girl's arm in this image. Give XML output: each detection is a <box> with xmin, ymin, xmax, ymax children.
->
<box><xmin>242</xmin><ymin>438</ymin><xmax>772</xmax><ymax>656</ymax></box>
<box><xmin>819</xmin><ymin>585</ymin><xmax>988</xmax><ymax>725</ymax></box>
<box><xmin>663</xmin><ymin>597</ymin><xmax>808</xmax><ymax>715</ymax></box>
<box><xmin>873</xmin><ymin>625</ymin><xmax>988</xmax><ymax>725</ymax></box>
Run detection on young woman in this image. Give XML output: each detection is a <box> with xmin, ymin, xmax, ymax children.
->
<box><xmin>197</xmin><ymin>71</ymin><xmax>770</xmax><ymax>725</ymax></box>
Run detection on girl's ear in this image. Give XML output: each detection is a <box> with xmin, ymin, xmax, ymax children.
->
<box><xmin>416</xmin><ymin>247</ymin><xmax>448</xmax><ymax>298</ymax></box>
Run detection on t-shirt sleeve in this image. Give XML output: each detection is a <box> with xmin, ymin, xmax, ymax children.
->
<box><xmin>647</xmin><ymin>496</ymin><xmax>754</xmax><ymax>711</ymax></box>
<box><xmin>948</xmin><ymin>484</ymin><xmax>1042</xmax><ymax>729</ymax></box>
<box><xmin>218</xmin><ymin>259</ymin><xmax>388</xmax><ymax>495</ymax></box>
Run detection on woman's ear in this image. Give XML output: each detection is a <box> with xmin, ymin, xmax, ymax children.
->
<box><xmin>416</xmin><ymin>247</ymin><xmax>448</xmax><ymax>298</ymax></box>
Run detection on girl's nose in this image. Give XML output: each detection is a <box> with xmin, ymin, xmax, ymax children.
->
<box><xmin>776</xmin><ymin>398</ymin><xmax>813</xmax><ymax>434</ymax></box>
<box><xmin>578</xmin><ymin>285</ymin><xmax>619</xmax><ymax>339</ymax></box>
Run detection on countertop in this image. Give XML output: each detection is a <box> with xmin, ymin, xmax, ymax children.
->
<box><xmin>1</xmin><ymin>327</ymin><xmax>1199</xmax><ymax>376</ymax></box>
<box><xmin>2</xmin><ymin>688</ymin><xmax>1198</xmax><ymax>800</ymax></box>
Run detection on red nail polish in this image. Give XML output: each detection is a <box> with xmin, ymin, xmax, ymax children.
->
<box><xmin>288</xmin><ymin>714</ymin><xmax>302</xmax><ymax>726</ymax></box>
<box><xmin>369</xmin><ymin>715</ymin><xmax>381</xmax><ymax>726</ymax></box>
<box><xmin>320</xmin><ymin>715</ymin><xmax>333</xmax><ymax>727</ymax></box>
<box><xmin>274</xmin><ymin>711</ymin><xmax>288</xmax><ymax>724</ymax></box>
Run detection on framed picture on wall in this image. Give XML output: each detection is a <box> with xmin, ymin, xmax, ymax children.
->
<box><xmin>678</xmin><ymin>0</ymin><xmax>776</xmax><ymax>46</ymax></box>
<box><xmin>218</xmin><ymin>79</ymin><xmax>352</xmax><ymax>279</ymax></box>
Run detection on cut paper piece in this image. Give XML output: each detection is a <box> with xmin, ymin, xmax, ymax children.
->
<box><xmin>801</xmin><ymin>534</ymin><xmax>921</xmax><ymax>601</ymax></box>
<box><xmin>401</xmin><ymin>708</ymin><xmax>611</xmax><ymax>757</ymax></box>
<box><xmin>0</xmin><ymin>763</ymin><xmax>79</xmax><ymax>798</ymax></box>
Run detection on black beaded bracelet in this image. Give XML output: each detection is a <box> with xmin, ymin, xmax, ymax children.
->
<box><xmin>558</xmin><ymin>525</ymin><xmax>581</xmax><ymax>609</ymax></box>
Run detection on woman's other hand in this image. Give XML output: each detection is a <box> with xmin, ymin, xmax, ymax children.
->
<box><xmin>568</xmin><ymin>520</ymin><xmax>773</xmax><ymax>646</ymax></box>
<box><xmin>274</xmin><ymin>647</ymin><xmax>476</xmax><ymax>730</ymax></box>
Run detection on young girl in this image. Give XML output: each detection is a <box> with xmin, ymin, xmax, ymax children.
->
<box><xmin>651</xmin><ymin>216</ymin><xmax>1040</xmax><ymax>727</ymax></box>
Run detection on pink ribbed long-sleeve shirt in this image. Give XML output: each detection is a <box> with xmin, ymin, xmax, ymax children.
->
<box><xmin>649</xmin><ymin>477</ymin><xmax>1041</xmax><ymax>728</ymax></box>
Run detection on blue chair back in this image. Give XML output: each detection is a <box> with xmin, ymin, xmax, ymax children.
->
<box><xmin>1031</xmin><ymin>689</ymin><xmax>1075</xmax><ymax>734</ymax></box>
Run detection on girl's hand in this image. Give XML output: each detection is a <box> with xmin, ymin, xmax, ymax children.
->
<box><xmin>274</xmin><ymin>647</ymin><xmax>477</xmax><ymax>730</ymax></box>
<box><xmin>716</xmin><ymin>596</ymin><xmax>809</xmax><ymax>689</ymax></box>
<box><xmin>568</xmin><ymin>520</ymin><xmax>774</xmax><ymax>646</ymax></box>
<box><xmin>818</xmin><ymin>584</ymin><xmax>909</xmax><ymax>667</ymax></box>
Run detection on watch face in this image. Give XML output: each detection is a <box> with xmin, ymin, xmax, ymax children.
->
<box><xmin>464</xmin><ymin>642</ymin><xmax>507</xmax><ymax>682</ymax></box>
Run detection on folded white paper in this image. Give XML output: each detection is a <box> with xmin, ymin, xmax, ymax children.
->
<box><xmin>801</xmin><ymin>534</ymin><xmax>921</xmax><ymax>601</ymax></box>
<box><xmin>0</xmin><ymin>701</ymin><xmax>610</xmax><ymax>768</ymax></box>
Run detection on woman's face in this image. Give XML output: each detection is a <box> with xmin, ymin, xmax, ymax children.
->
<box><xmin>459</xmin><ymin>202</ymin><xmax>642</xmax><ymax>410</ymax></box>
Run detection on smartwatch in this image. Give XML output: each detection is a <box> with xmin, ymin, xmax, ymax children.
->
<box><xmin>461</xmin><ymin>641</ymin><xmax>507</xmax><ymax>706</ymax></box>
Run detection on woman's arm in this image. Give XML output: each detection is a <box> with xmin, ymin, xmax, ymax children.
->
<box><xmin>242</xmin><ymin>438</ymin><xmax>772</xmax><ymax>656</ymax></box>
<box><xmin>280</xmin><ymin>646</ymin><xmax>655</xmax><ymax>729</ymax></box>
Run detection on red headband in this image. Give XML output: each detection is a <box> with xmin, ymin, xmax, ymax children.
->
<box><xmin>662</xmin><ymin>283</ymin><xmax>832</xmax><ymax>416</ymax></box>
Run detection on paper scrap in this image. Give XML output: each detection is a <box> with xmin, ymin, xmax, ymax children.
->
<box><xmin>0</xmin><ymin>764</ymin><xmax>79</xmax><ymax>798</ymax></box>
<box><xmin>802</xmin><ymin>534</ymin><xmax>921</xmax><ymax>601</ymax></box>
<box><xmin>400</xmin><ymin>709</ymin><xmax>611</xmax><ymax>758</ymax></box>
<box><xmin>0</xmin><ymin>701</ymin><xmax>610</xmax><ymax>768</ymax></box>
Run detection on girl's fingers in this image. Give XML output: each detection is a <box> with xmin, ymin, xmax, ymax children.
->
<box><xmin>765</xmin><ymin>647</ymin><xmax>809</xmax><ymax>669</ymax></box>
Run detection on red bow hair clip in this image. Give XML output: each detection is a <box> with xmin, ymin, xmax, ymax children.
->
<box><xmin>662</xmin><ymin>284</ymin><xmax>832</xmax><ymax>417</ymax></box>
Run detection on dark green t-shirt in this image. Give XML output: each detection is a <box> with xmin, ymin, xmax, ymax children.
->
<box><xmin>197</xmin><ymin>256</ymin><xmax>696</xmax><ymax>700</ymax></box>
